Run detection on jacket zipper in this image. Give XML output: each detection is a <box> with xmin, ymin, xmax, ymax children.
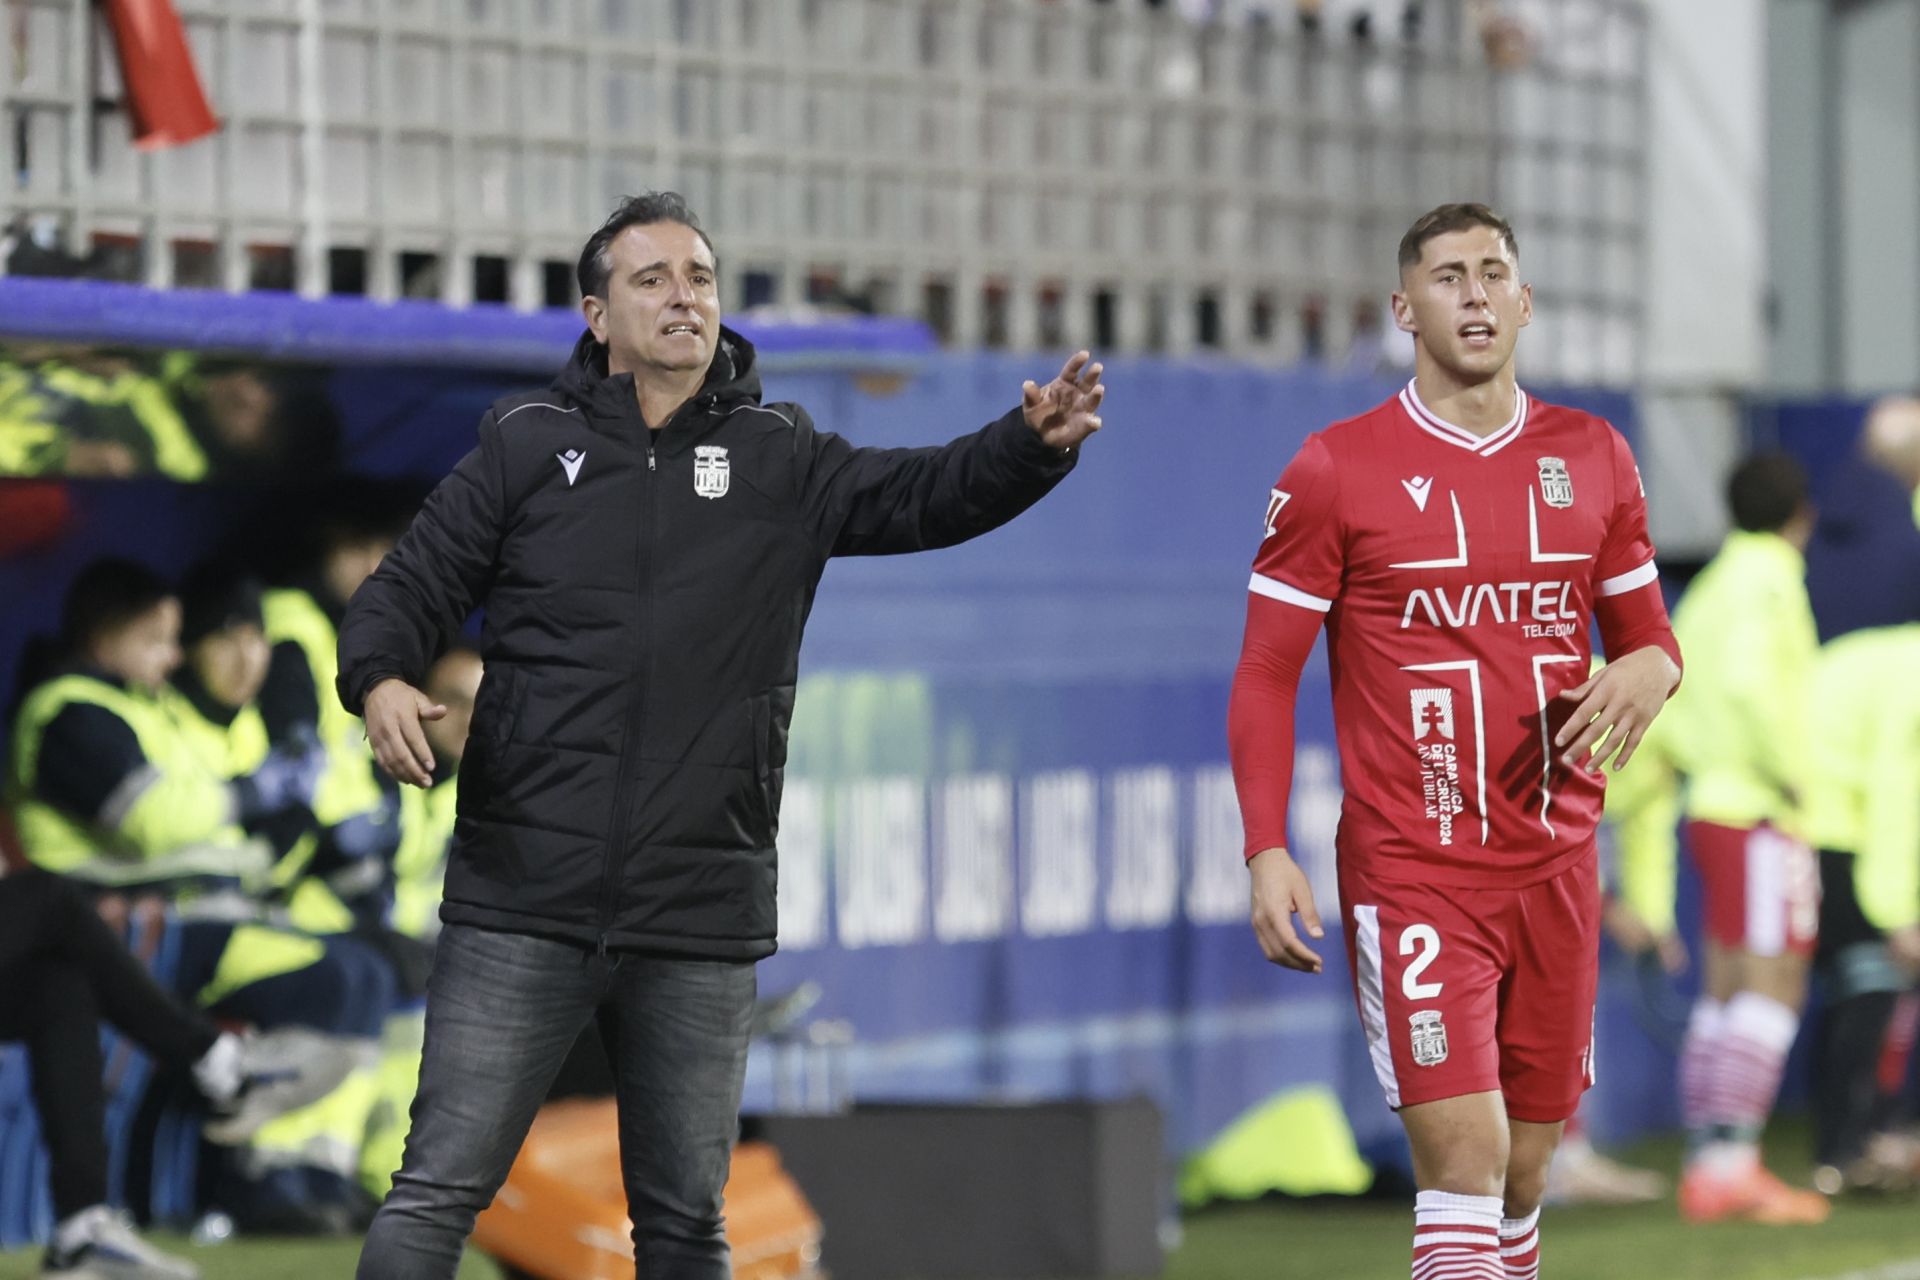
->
<box><xmin>597</xmin><ymin>433</ymin><xmax>660</xmax><ymax>949</ymax></box>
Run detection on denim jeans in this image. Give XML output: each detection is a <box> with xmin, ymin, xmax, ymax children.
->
<box><xmin>356</xmin><ymin>922</ymin><xmax>756</xmax><ymax>1279</ymax></box>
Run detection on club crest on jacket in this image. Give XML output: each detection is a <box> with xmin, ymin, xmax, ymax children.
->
<box><xmin>695</xmin><ymin>445</ymin><xmax>730</xmax><ymax>499</ymax></box>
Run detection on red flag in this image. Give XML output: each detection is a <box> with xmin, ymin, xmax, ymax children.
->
<box><xmin>99</xmin><ymin>0</ymin><xmax>218</xmax><ymax>150</ymax></box>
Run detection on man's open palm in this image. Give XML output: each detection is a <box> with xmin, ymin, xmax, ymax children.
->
<box><xmin>1022</xmin><ymin>350</ymin><xmax>1105</xmax><ymax>450</ymax></box>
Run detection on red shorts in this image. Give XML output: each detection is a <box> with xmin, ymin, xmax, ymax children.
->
<box><xmin>1686</xmin><ymin>821</ymin><xmax>1819</xmax><ymax>957</ymax></box>
<box><xmin>1339</xmin><ymin>851</ymin><xmax>1600</xmax><ymax>1124</ymax></box>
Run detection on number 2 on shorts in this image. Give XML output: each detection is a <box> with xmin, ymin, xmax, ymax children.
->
<box><xmin>1400</xmin><ymin>923</ymin><xmax>1444</xmax><ymax>1000</ymax></box>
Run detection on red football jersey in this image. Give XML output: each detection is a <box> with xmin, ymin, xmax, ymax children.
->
<box><xmin>1250</xmin><ymin>381</ymin><xmax>1667</xmax><ymax>887</ymax></box>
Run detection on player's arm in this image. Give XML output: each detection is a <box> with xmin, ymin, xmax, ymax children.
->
<box><xmin>1558</xmin><ymin>428</ymin><xmax>1682</xmax><ymax>773</ymax></box>
<box><xmin>1227</xmin><ymin>435</ymin><xmax>1343</xmax><ymax>973</ymax></box>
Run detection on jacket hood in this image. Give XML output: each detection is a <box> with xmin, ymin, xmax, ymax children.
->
<box><xmin>554</xmin><ymin>326</ymin><xmax>762</xmax><ymax>424</ymax></box>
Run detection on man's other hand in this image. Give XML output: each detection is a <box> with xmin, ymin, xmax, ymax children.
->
<box><xmin>1022</xmin><ymin>350</ymin><xmax>1105</xmax><ymax>450</ymax></box>
<box><xmin>1249</xmin><ymin>847</ymin><xmax>1325</xmax><ymax>973</ymax></box>
<box><xmin>364</xmin><ymin>678</ymin><xmax>446</xmax><ymax>788</ymax></box>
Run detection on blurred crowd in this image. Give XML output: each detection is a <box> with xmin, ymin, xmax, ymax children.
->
<box><xmin>1</xmin><ymin>498</ymin><xmax>476</xmax><ymax>1274</ymax></box>
<box><xmin>0</xmin><ymin>344</ymin><xmax>339</xmax><ymax>482</ymax></box>
<box><xmin>1587</xmin><ymin>396</ymin><xmax>1920</xmax><ymax>1214</ymax></box>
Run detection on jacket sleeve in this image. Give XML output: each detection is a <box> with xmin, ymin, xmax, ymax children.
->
<box><xmin>337</xmin><ymin>412</ymin><xmax>507</xmax><ymax>716</ymax></box>
<box><xmin>795</xmin><ymin>403</ymin><xmax>1077</xmax><ymax>558</ymax></box>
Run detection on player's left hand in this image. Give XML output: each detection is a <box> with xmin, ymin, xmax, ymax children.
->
<box><xmin>1554</xmin><ymin>645</ymin><xmax>1680</xmax><ymax>774</ymax></box>
<box><xmin>1022</xmin><ymin>350</ymin><xmax>1105</xmax><ymax>450</ymax></box>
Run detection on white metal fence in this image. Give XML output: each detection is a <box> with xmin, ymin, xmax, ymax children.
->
<box><xmin>2</xmin><ymin>0</ymin><xmax>1647</xmax><ymax>381</ymax></box>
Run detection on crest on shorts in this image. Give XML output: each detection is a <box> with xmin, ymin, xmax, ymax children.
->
<box><xmin>1409</xmin><ymin>1009</ymin><xmax>1449</xmax><ymax>1067</ymax></box>
<box><xmin>694</xmin><ymin>445</ymin><xmax>730</xmax><ymax>499</ymax></box>
<box><xmin>1537</xmin><ymin>456</ymin><xmax>1573</xmax><ymax>509</ymax></box>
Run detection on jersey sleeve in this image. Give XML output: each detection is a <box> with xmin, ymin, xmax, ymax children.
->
<box><xmin>1593</xmin><ymin>425</ymin><xmax>1659</xmax><ymax>597</ymax></box>
<box><xmin>1592</xmin><ymin>426</ymin><xmax>1682</xmax><ymax>672</ymax></box>
<box><xmin>1248</xmin><ymin>434</ymin><xmax>1345</xmax><ymax>612</ymax></box>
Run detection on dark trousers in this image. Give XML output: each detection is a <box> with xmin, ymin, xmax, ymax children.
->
<box><xmin>1813</xmin><ymin>848</ymin><xmax>1911</xmax><ymax>1167</ymax></box>
<box><xmin>0</xmin><ymin>870</ymin><xmax>220</xmax><ymax>1219</ymax></box>
<box><xmin>356</xmin><ymin>922</ymin><xmax>756</xmax><ymax>1280</ymax></box>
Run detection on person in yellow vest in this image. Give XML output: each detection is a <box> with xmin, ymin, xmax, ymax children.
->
<box><xmin>1660</xmin><ymin>453</ymin><xmax>1827</xmax><ymax>1223</ymax></box>
<box><xmin>1543</xmin><ymin>675</ymin><xmax>1682</xmax><ymax>1206</ymax></box>
<box><xmin>7</xmin><ymin>558</ymin><xmax>398</xmax><ymax>1235</ymax></box>
<box><xmin>359</xmin><ymin>645</ymin><xmax>481</xmax><ymax>1200</ymax></box>
<box><xmin>1805</xmin><ymin>624</ymin><xmax>1920</xmax><ymax>1194</ymax></box>
<box><xmin>258</xmin><ymin>502</ymin><xmax>403</xmax><ymax>879</ymax></box>
<box><xmin>164</xmin><ymin>567</ymin><xmax>364</xmax><ymax>939</ymax></box>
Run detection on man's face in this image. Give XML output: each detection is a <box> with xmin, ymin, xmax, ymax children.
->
<box><xmin>190</xmin><ymin>622</ymin><xmax>271</xmax><ymax>710</ymax></box>
<box><xmin>423</xmin><ymin>652</ymin><xmax>484</xmax><ymax>771</ymax></box>
<box><xmin>582</xmin><ymin>222</ymin><xmax>720</xmax><ymax>380</ymax></box>
<box><xmin>1392</xmin><ymin>226</ymin><xmax>1532</xmax><ymax>383</ymax></box>
<box><xmin>96</xmin><ymin>599</ymin><xmax>183</xmax><ymax>693</ymax></box>
<box><xmin>323</xmin><ymin>536</ymin><xmax>393</xmax><ymax>609</ymax></box>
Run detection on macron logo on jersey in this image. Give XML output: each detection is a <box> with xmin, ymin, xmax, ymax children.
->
<box><xmin>1401</xmin><ymin>476</ymin><xmax>1433</xmax><ymax>512</ymax></box>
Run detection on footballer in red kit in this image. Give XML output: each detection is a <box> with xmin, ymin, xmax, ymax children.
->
<box><xmin>1228</xmin><ymin>203</ymin><xmax>1682</xmax><ymax>1280</ymax></box>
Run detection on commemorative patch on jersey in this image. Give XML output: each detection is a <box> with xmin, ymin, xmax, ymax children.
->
<box><xmin>1537</xmin><ymin>455</ymin><xmax>1573</xmax><ymax>509</ymax></box>
<box><xmin>694</xmin><ymin>445</ymin><xmax>730</xmax><ymax>499</ymax></box>
<box><xmin>1410</xmin><ymin>1009</ymin><xmax>1449</xmax><ymax>1067</ymax></box>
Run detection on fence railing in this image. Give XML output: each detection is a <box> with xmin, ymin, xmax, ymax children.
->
<box><xmin>2</xmin><ymin>0</ymin><xmax>1647</xmax><ymax>381</ymax></box>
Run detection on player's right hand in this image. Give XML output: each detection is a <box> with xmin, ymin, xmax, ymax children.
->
<box><xmin>363</xmin><ymin>677</ymin><xmax>446</xmax><ymax>789</ymax></box>
<box><xmin>1248</xmin><ymin>847</ymin><xmax>1324</xmax><ymax>973</ymax></box>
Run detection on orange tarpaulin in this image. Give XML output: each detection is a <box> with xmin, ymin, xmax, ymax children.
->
<box><xmin>98</xmin><ymin>0</ymin><xmax>218</xmax><ymax>150</ymax></box>
<box><xmin>472</xmin><ymin>1100</ymin><xmax>822</xmax><ymax>1280</ymax></box>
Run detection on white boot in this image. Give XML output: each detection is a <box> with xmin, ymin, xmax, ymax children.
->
<box><xmin>39</xmin><ymin>1205</ymin><xmax>198</xmax><ymax>1279</ymax></box>
<box><xmin>192</xmin><ymin>1027</ymin><xmax>361</xmax><ymax>1144</ymax></box>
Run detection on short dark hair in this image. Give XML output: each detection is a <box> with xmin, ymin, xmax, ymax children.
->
<box><xmin>1397</xmin><ymin>203</ymin><xmax>1519</xmax><ymax>275</ymax></box>
<box><xmin>577</xmin><ymin>192</ymin><xmax>716</xmax><ymax>299</ymax></box>
<box><xmin>1727</xmin><ymin>451</ymin><xmax>1810</xmax><ymax>534</ymax></box>
<box><xmin>62</xmin><ymin>558</ymin><xmax>174</xmax><ymax>649</ymax></box>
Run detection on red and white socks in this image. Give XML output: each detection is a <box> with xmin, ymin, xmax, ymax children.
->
<box><xmin>1412</xmin><ymin>1190</ymin><xmax>1504</xmax><ymax>1280</ymax></box>
<box><xmin>1687</xmin><ymin>992</ymin><xmax>1799</xmax><ymax>1171</ymax></box>
<box><xmin>1500</xmin><ymin>1207</ymin><xmax>1541</xmax><ymax>1280</ymax></box>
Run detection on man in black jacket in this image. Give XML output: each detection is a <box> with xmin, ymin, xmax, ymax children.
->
<box><xmin>341</xmin><ymin>191</ymin><xmax>1104</xmax><ymax>1278</ymax></box>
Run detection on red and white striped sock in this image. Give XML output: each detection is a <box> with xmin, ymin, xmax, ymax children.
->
<box><xmin>1709</xmin><ymin>992</ymin><xmax>1799</xmax><ymax>1149</ymax></box>
<box><xmin>1679</xmin><ymin>998</ymin><xmax>1726</xmax><ymax>1139</ymax></box>
<box><xmin>1412</xmin><ymin>1190</ymin><xmax>1504</xmax><ymax>1280</ymax></box>
<box><xmin>1500</xmin><ymin>1207</ymin><xmax>1541</xmax><ymax>1280</ymax></box>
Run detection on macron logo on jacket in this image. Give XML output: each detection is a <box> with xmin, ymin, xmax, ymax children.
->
<box><xmin>557</xmin><ymin>449</ymin><xmax>585</xmax><ymax>486</ymax></box>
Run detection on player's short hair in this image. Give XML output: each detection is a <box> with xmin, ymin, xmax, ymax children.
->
<box><xmin>1727</xmin><ymin>451</ymin><xmax>1810</xmax><ymax>534</ymax></box>
<box><xmin>1397</xmin><ymin>203</ymin><xmax>1519</xmax><ymax>274</ymax></box>
<box><xmin>577</xmin><ymin>192</ymin><xmax>717</xmax><ymax>300</ymax></box>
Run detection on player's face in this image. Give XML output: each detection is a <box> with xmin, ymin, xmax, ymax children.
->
<box><xmin>1392</xmin><ymin>227</ymin><xmax>1532</xmax><ymax>383</ymax></box>
<box><xmin>583</xmin><ymin>222</ymin><xmax>720</xmax><ymax>383</ymax></box>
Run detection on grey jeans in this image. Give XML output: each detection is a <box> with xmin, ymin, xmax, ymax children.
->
<box><xmin>356</xmin><ymin>922</ymin><xmax>756</xmax><ymax>1279</ymax></box>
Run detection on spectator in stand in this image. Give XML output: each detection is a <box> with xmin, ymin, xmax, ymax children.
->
<box><xmin>1806</xmin><ymin>396</ymin><xmax>1920</xmax><ymax>642</ymax></box>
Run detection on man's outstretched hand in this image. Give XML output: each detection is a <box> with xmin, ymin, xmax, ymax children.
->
<box><xmin>364</xmin><ymin>677</ymin><xmax>447</xmax><ymax>788</ymax></box>
<box><xmin>1022</xmin><ymin>350</ymin><xmax>1105</xmax><ymax>450</ymax></box>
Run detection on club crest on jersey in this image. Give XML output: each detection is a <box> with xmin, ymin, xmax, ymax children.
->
<box><xmin>1537</xmin><ymin>456</ymin><xmax>1573</xmax><ymax>509</ymax></box>
<box><xmin>1410</xmin><ymin>688</ymin><xmax>1455</xmax><ymax>741</ymax></box>
<box><xmin>1263</xmin><ymin>488</ymin><xmax>1291</xmax><ymax>538</ymax></box>
<box><xmin>694</xmin><ymin>445</ymin><xmax>730</xmax><ymax>499</ymax></box>
<box><xmin>1410</xmin><ymin>1009</ymin><xmax>1449</xmax><ymax>1067</ymax></box>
